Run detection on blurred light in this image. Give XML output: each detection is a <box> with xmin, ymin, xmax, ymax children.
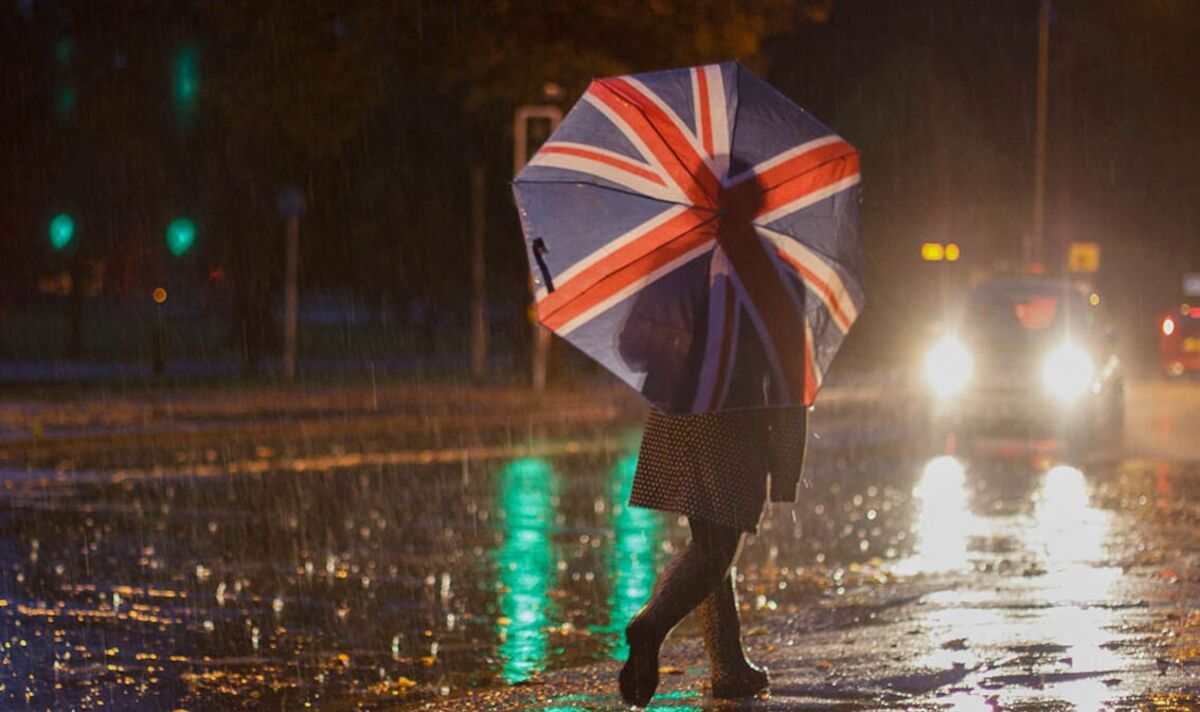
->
<box><xmin>601</xmin><ymin>454</ymin><xmax>660</xmax><ymax>661</ymax></box>
<box><xmin>944</xmin><ymin>243</ymin><xmax>960</xmax><ymax>262</ymax></box>
<box><xmin>152</xmin><ymin>287</ymin><xmax>168</xmax><ymax>304</ymax></box>
<box><xmin>166</xmin><ymin>218</ymin><xmax>197</xmax><ymax>257</ymax></box>
<box><xmin>172</xmin><ymin>44</ymin><xmax>200</xmax><ymax>118</ymax></box>
<box><xmin>1041</xmin><ymin>343</ymin><xmax>1095</xmax><ymax>402</ymax></box>
<box><xmin>1163</xmin><ymin>317</ymin><xmax>1176</xmax><ymax>336</ymax></box>
<box><xmin>55</xmin><ymin>36</ymin><xmax>74</xmax><ymax>67</ymax></box>
<box><xmin>1088</xmin><ymin>292</ymin><xmax>1100</xmax><ymax>306</ymax></box>
<box><xmin>1191</xmin><ymin>308</ymin><xmax>1200</xmax><ymax>319</ymax></box>
<box><xmin>1181</xmin><ymin>303</ymin><xmax>1191</xmax><ymax>316</ymax></box>
<box><xmin>924</xmin><ymin>336</ymin><xmax>973</xmax><ymax>398</ymax></box>
<box><xmin>495</xmin><ymin>457</ymin><xmax>558</xmax><ymax>683</ymax></box>
<box><xmin>48</xmin><ymin>213</ymin><xmax>75</xmax><ymax>251</ymax></box>
<box><xmin>920</xmin><ymin>242</ymin><xmax>944</xmax><ymax>261</ymax></box>
<box><xmin>896</xmin><ymin>456</ymin><xmax>973</xmax><ymax>574</ymax></box>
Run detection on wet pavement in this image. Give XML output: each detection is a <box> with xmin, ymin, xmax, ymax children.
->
<box><xmin>0</xmin><ymin>379</ymin><xmax>1197</xmax><ymax>710</ymax></box>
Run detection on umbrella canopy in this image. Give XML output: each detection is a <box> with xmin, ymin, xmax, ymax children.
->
<box><xmin>513</xmin><ymin>61</ymin><xmax>863</xmax><ymax>414</ymax></box>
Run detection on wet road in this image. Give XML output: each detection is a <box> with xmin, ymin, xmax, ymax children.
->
<box><xmin>0</xmin><ymin>379</ymin><xmax>1197</xmax><ymax>710</ymax></box>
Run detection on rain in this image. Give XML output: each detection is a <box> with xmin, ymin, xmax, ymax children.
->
<box><xmin>2</xmin><ymin>1</ymin><xmax>1200</xmax><ymax>710</ymax></box>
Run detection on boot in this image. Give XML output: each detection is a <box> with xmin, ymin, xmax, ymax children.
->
<box><xmin>698</xmin><ymin>569</ymin><xmax>768</xmax><ymax>699</ymax></box>
<box><xmin>619</xmin><ymin>546</ymin><xmax>720</xmax><ymax>707</ymax></box>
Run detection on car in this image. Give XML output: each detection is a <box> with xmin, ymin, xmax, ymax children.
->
<box><xmin>922</xmin><ymin>276</ymin><xmax>1124</xmax><ymax>454</ymax></box>
<box><xmin>1160</xmin><ymin>302</ymin><xmax>1200</xmax><ymax>378</ymax></box>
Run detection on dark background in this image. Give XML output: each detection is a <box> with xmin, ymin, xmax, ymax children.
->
<box><xmin>1</xmin><ymin>0</ymin><xmax>1197</xmax><ymax>374</ymax></box>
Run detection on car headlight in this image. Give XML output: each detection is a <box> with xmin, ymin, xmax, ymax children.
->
<box><xmin>924</xmin><ymin>336</ymin><xmax>973</xmax><ymax>399</ymax></box>
<box><xmin>1041</xmin><ymin>342</ymin><xmax>1095</xmax><ymax>402</ymax></box>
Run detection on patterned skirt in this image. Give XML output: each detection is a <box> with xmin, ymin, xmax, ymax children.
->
<box><xmin>629</xmin><ymin>406</ymin><xmax>807</xmax><ymax>533</ymax></box>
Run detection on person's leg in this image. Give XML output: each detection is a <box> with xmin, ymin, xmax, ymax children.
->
<box><xmin>619</xmin><ymin>518</ymin><xmax>741</xmax><ymax>706</ymax></box>
<box><xmin>697</xmin><ymin>565</ymin><xmax>769</xmax><ymax>698</ymax></box>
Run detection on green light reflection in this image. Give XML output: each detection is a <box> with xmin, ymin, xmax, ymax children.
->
<box><xmin>495</xmin><ymin>457</ymin><xmax>559</xmax><ymax>683</ymax></box>
<box><xmin>601</xmin><ymin>454</ymin><xmax>661</xmax><ymax>661</ymax></box>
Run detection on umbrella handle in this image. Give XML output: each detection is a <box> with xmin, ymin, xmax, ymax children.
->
<box><xmin>532</xmin><ymin>238</ymin><xmax>556</xmax><ymax>293</ymax></box>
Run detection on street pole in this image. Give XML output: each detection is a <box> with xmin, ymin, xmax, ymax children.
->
<box><xmin>1030</xmin><ymin>0</ymin><xmax>1050</xmax><ymax>270</ymax></box>
<box><xmin>513</xmin><ymin>105</ymin><xmax>563</xmax><ymax>392</ymax></box>
<box><xmin>283</xmin><ymin>214</ymin><xmax>299</xmax><ymax>382</ymax></box>
<box><xmin>470</xmin><ymin>162</ymin><xmax>487</xmax><ymax>383</ymax></box>
<box><xmin>277</xmin><ymin>186</ymin><xmax>305</xmax><ymax>383</ymax></box>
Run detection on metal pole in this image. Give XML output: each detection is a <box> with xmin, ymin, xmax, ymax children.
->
<box><xmin>283</xmin><ymin>215</ymin><xmax>299</xmax><ymax>382</ymax></box>
<box><xmin>513</xmin><ymin>105</ymin><xmax>563</xmax><ymax>392</ymax></box>
<box><xmin>1031</xmin><ymin>0</ymin><xmax>1050</xmax><ymax>269</ymax></box>
<box><xmin>470</xmin><ymin>163</ymin><xmax>487</xmax><ymax>382</ymax></box>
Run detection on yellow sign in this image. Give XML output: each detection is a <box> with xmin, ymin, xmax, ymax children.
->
<box><xmin>1068</xmin><ymin>241</ymin><xmax>1100</xmax><ymax>273</ymax></box>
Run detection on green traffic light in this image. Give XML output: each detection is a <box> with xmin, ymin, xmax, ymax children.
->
<box><xmin>166</xmin><ymin>218</ymin><xmax>196</xmax><ymax>256</ymax></box>
<box><xmin>49</xmin><ymin>213</ymin><xmax>75</xmax><ymax>251</ymax></box>
<box><xmin>172</xmin><ymin>45</ymin><xmax>200</xmax><ymax>115</ymax></box>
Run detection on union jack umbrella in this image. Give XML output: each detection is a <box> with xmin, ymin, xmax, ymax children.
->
<box><xmin>513</xmin><ymin>62</ymin><xmax>863</xmax><ymax>414</ymax></box>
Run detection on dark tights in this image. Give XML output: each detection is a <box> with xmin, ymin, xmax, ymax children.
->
<box><xmin>639</xmin><ymin>517</ymin><xmax>743</xmax><ymax>637</ymax></box>
<box><xmin>621</xmin><ymin>517</ymin><xmax>750</xmax><ymax>705</ymax></box>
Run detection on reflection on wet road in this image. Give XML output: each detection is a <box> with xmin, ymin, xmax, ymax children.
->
<box><xmin>0</xmin><ymin>380</ymin><xmax>1197</xmax><ymax>709</ymax></box>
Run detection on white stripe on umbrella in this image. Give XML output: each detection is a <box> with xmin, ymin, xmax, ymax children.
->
<box><xmin>528</xmin><ymin>141</ymin><xmax>682</xmax><ymax>204</ymax></box>
<box><xmin>724</xmin><ymin>135</ymin><xmax>845</xmax><ymax>188</ymax></box>
<box><xmin>690</xmin><ymin>65</ymin><xmax>732</xmax><ymax>179</ymax></box>
<box><xmin>534</xmin><ymin>204</ymin><xmax>691</xmax><ymax>302</ymax></box>
<box><xmin>557</xmin><ymin>241</ymin><xmax>715</xmax><ymax>337</ymax></box>
<box><xmin>581</xmin><ymin>91</ymin><xmax>689</xmax><ymax>203</ymax></box>
<box><xmin>756</xmin><ymin>173</ymin><xmax>860</xmax><ymax>226</ymax></box>
<box><xmin>756</xmin><ymin>224</ymin><xmax>860</xmax><ymax>333</ymax></box>
<box><xmin>623</xmin><ymin>76</ymin><xmax>711</xmax><ymax>172</ymax></box>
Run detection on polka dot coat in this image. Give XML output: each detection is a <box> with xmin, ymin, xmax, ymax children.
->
<box><xmin>630</xmin><ymin>406</ymin><xmax>808</xmax><ymax>533</ymax></box>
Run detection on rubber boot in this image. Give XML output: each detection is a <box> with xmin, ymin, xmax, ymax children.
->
<box><xmin>619</xmin><ymin>547</ymin><xmax>720</xmax><ymax>707</ymax></box>
<box><xmin>698</xmin><ymin>569</ymin><xmax>768</xmax><ymax>699</ymax></box>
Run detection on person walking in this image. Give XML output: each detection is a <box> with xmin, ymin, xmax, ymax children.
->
<box><xmin>618</xmin><ymin>404</ymin><xmax>807</xmax><ymax>706</ymax></box>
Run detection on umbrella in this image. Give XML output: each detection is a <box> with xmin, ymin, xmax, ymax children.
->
<box><xmin>513</xmin><ymin>61</ymin><xmax>863</xmax><ymax>414</ymax></box>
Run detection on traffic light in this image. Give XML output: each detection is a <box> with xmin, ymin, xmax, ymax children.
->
<box><xmin>165</xmin><ymin>217</ymin><xmax>196</xmax><ymax>256</ymax></box>
<box><xmin>172</xmin><ymin>44</ymin><xmax>200</xmax><ymax>120</ymax></box>
<box><xmin>49</xmin><ymin>213</ymin><xmax>76</xmax><ymax>251</ymax></box>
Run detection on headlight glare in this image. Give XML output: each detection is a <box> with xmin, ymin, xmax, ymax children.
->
<box><xmin>924</xmin><ymin>336</ymin><xmax>973</xmax><ymax>398</ymax></box>
<box><xmin>1041</xmin><ymin>343</ymin><xmax>1095</xmax><ymax>402</ymax></box>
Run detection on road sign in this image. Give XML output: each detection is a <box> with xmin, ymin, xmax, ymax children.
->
<box><xmin>1067</xmin><ymin>241</ymin><xmax>1100</xmax><ymax>273</ymax></box>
